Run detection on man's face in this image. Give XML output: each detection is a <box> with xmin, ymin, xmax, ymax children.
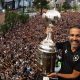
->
<box><xmin>68</xmin><ymin>28</ymin><xmax>80</xmax><ymax>48</ymax></box>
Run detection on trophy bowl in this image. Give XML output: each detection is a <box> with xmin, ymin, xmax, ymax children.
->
<box><xmin>42</xmin><ymin>8</ymin><xmax>61</xmax><ymax>26</ymax></box>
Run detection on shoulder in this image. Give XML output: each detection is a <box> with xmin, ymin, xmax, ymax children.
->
<box><xmin>56</xmin><ymin>41</ymin><xmax>70</xmax><ymax>50</ymax></box>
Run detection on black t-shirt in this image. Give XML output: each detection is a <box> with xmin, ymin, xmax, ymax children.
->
<box><xmin>56</xmin><ymin>41</ymin><xmax>80</xmax><ymax>80</ymax></box>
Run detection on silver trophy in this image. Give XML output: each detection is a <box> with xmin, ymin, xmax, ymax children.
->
<box><xmin>37</xmin><ymin>8</ymin><xmax>61</xmax><ymax>78</ymax></box>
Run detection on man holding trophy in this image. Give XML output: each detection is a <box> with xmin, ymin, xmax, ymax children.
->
<box><xmin>47</xmin><ymin>25</ymin><xmax>80</xmax><ymax>80</ymax></box>
<box><xmin>37</xmin><ymin>8</ymin><xmax>80</xmax><ymax>80</ymax></box>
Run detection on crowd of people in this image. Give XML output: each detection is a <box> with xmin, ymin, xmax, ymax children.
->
<box><xmin>0</xmin><ymin>11</ymin><xmax>80</xmax><ymax>80</ymax></box>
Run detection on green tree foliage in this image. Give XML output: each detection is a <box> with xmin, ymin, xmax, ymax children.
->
<box><xmin>0</xmin><ymin>0</ymin><xmax>4</xmax><ymax>3</ymax></box>
<box><xmin>0</xmin><ymin>11</ymin><xmax>29</xmax><ymax>35</ymax></box>
<box><xmin>0</xmin><ymin>0</ymin><xmax>4</xmax><ymax>8</ymax></box>
<box><xmin>5</xmin><ymin>11</ymin><xmax>18</xmax><ymax>28</ymax></box>
<box><xmin>0</xmin><ymin>23</ymin><xmax>10</xmax><ymax>35</ymax></box>
<box><xmin>62</xmin><ymin>2</ymin><xmax>72</xmax><ymax>11</ymax></box>
<box><xmin>33</xmin><ymin>0</ymin><xmax>49</xmax><ymax>9</ymax></box>
<box><xmin>33</xmin><ymin>0</ymin><xmax>49</xmax><ymax>14</ymax></box>
<box><xmin>18</xmin><ymin>13</ymin><xmax>29</xmax><ymax>24</ymax></box>
<box><xmin>72</xmin><ymin>4</ymin><xmax>78</xmax><ymax>11</ymax></box>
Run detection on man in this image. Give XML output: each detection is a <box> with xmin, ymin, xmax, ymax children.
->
<box><xmin>47</xmin><ymin>25</ymin><xmax>80</xmax><ymax>80</ymax></box>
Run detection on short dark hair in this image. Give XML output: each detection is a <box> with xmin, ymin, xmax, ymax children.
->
<box><xmin>68</xmin><ymin>24</ymin><xmax>80</xmax><ymax>34</ymax></box>
<box><xmin>70</xmin><ymin>24</ymin><xmax>80</xmax><ymax>29</ymax></box>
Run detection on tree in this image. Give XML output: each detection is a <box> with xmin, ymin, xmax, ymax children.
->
<box><xmin>62</xmin><ymin>1</ymin><xmax>71</xmax><ymax>11</ymax></box>
<box><xmin>12</xmin><ymin>0</ymin><xmax>15</xmax><ymax>9</ymax></box>
<box><xmin>72</xmin><ymin>4</ymin><xmax>78</xmax><ymax>11</ymax></box>
<box><xmin>0</xmin><ymin>11</ymin><xmax>29</xmax><ymax>36</ymax></box>
<box><xmin>33</xmin><ymin>0</ymin><xmax>49</xmax><ymax>14</ymax></box>
<box><xmin>0</xmin><ymin>0</ymin><xmax>4</xmax><ymax>9</ymax></box>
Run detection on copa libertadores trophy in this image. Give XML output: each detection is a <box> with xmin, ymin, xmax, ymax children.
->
<box><xmin>37</xmin><ymin>8</ymin><xmax>61</xmax><ymax>80</ymax></box>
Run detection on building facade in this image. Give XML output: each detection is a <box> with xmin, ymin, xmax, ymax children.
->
<box><xmin>0</xmin><ymin>0</ymin><xmax>34</xmax><ymax>10</ymax></box>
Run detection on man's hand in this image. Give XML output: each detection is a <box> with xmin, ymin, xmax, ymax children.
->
<box><xmin>47</xmin><ymin>73</ymin><xmax>57</xmax><ymax>78</ymax></box>
<box><xmin>47</xmin><ymin>70</ymin><xmax>80</xmax><ymax>79</ymax></box>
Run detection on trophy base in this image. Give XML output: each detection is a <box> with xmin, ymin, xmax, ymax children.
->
<box><xmin>43</xmin><ymin>77</ymin><xmax>49</xmax><ymax>80</ymax></box>
<box><xmin>43</xmin><ymin>77</ymin><xmax>58</xmax><ymax>80</ymax></box>
<box><xmin>34</xmin><ymin>73</ymin><xmax>58</xmax><ymax>80</ymax></box>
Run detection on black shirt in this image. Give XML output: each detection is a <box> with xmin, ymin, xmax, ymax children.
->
<box><xmin>56</xmin><ymin>41</ymin><xmax>80</xmax><ymax>80</ymax></box>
